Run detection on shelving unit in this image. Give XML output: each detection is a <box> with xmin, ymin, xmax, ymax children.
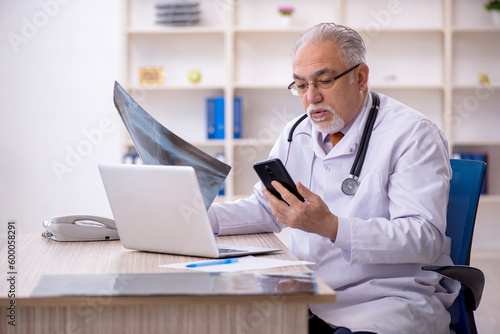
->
<box><xmin>448</xmin><ymin>0</ymin><xmax>500</xmax><ymax>209</ymax></box>
<box><xmin>121</xmin><ymin>0</ymin><xmax>500</xmax><ymax>208</ymax></box>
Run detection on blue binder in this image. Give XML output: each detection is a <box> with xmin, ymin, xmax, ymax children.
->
<box><xmin>206</xmin><ymin>96</ymin><xmax>242</xmax><ymax>139</ymax></box>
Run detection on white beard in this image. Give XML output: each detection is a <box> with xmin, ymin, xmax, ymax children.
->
<box><xmin>306</xmin><ymin>103</ymin><xmax>345</xmax><ymax>134</ymax></box>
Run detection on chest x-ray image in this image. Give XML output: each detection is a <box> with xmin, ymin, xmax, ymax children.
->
<box><xmin>113</xmin><ymin>81</ymin><xmax>231</xmax><ymax>210</ymax></box>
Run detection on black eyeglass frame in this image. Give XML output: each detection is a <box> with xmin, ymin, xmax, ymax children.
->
<box><xmin>287</xmin><ymin>63</ymin><xmax>361</xmax><ymax>96</ymax></box>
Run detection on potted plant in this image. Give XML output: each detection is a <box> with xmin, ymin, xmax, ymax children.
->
<box><xmin>278</xmin><ymin>6</ymin><xmax>294</xmax><ymax>27</ymax></box>
<box><xmin>485</xmin><ymin>0</ymin><xmax>500</xmax><ymax>25</ymax></box>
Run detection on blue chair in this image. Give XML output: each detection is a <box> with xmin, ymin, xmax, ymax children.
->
<box><xmin>423</xmin><ymin>159</ymin><xmax>486</xmax><ymax>334</ymax></box>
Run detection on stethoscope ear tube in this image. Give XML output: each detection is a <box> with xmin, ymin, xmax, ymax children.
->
<box><xmin>342</xmin><ymin>91</ymin><xmax>379</xmax><ymax>195</ymax></box>
<box><xmin>287</xmin><ymin>114</ymin><xmax>308</xmax><ymax>143</ymax></box>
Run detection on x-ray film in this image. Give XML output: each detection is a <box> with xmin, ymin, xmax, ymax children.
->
<box><xmin>113</xmin><ymin>81</ymin><xmax>231</xmax><ymax>209</ymax></box>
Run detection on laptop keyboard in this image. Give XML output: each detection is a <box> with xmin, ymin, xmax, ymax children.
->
<box><xmin>218</xmin><ymin>247</ymin><xmax>244</xmax><ymax>254</ymax></box>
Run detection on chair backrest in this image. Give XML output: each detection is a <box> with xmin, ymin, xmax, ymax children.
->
<box><xmin>446</xmin><ymin>159</ymin><xmax>486</xmax><ymax>334</ymax></box>
<box><xmin>447</xmin><ymin>159</ymin><xmax>486</xmax><ymax>266</ymax></box>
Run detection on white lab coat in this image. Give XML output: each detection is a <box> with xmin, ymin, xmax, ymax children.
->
<box><xmin>208</xmin><ymin>92</ymin><xmax>460</xmax><ymax>334</ymax></box>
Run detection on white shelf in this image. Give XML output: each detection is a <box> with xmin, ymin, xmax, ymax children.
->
<box><xmin>234</xmin><ymin>27</ymin><xmax>312</xmax><ymax>33</ymax></box>
<box><xmin>234</xmin><ymin>0</ymin><xmax>340</xmax><ymax>29</ymax></box>
<box><xmin>121</xmin><ymin>0</ymin><xmax>500</xmax><ymax>201</ymax></box>
<box><xmin>126</xmin><ymin>84</ymin><xmax>225</xmax><ymax>91</ymax></box>
<box><xmin>233</xmin><ymin>139</ymin><xmax>277</xmax><ymax>147</ymax></box>
<box><xmin>452</xmin><ymin>83</ymin><xmax>500</xmax><ymax>90</ymax></box>
<box><xmin>344</xmin><ymin>0</ymin><xmax>442</xmax><ymax>30</ymax></box>
<box><xmin>371</xmin><ymin>84</ymin><xmax>444</xmax><ymax>90</ymax></box>
<box><xmin>452</xmin><ymin>32</ymin><xmax>500</xmax><ymax>87</ymax></box>
<box><xmin>234</xmin><ymin>83</ymin><xmax>290</xmax><ymax>90</ymax></box>
<box><xmin>453</xmin><ymin>140</ymin><xmax>500</xmax><ymax>147</ymax></box>
<box><xmin>452</xmin><ymin>0</ymin><xmax>500</xmax><ymax>30</ymax></box>
<box><xmin>125</xmin><ymin>27</ymin><xmax>225</xmax><ymax>35</ymax></box>
<box><xmin>480</xmin><ymin>195</ymin><xmax>500</xmax><ymax>204</ymax></box>
<box><xmin>191</xmin><ymin>140</ymin><xmax>226</xmax><ymax>147</ymax></box>
<box><xmin>353</xmin><ymin>27</ymin><xmax>444</xmax><ymax>34</ymax></box>
<box><xmin>452</xmin><ymin>27</ymin><xmax>500</xmax><ymax>33</ymax></box>
<box><xmin>365</xmin><ymin>32</ymin><xmax>443</xmax><ymax>87</ymax></box>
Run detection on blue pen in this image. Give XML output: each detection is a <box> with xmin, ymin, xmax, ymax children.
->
<box><xmin>186</xmin><ymin>258</ymin><xmax>238</xmax><ymax>268</ymax></box>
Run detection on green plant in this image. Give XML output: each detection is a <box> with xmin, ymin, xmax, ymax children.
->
<box><xmin>485</xmin><ymin>0</ymin><xmax>500</xmax><ymax>11</ymax></box>
<box><xmin>278</xmin><ymin>6</ymin><xmax>294</xmax><ymax>16</ymax></box>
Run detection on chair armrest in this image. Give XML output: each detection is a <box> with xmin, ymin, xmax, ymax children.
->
<box><xmin>422</xmin><ymin>265</ymin><xmax>485</xmax><ymax>310</ymax></box>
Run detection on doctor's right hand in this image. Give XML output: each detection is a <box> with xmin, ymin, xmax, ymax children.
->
<box><xmin>263</xmin><ymin>181</ymin><xmax>339</xmax><ymax>242</ymax></box>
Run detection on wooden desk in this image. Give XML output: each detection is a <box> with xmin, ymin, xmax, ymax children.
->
<box><xmin>0</xmin><ymin>233</ymin><xmax>335</xmax><ymax>334</ymax></box>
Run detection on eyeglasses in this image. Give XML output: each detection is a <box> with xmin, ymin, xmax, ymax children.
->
<box><xmin>288</xmin><ymin>64</ymin><xmax>361</xmax><ymax>96</ymax></box>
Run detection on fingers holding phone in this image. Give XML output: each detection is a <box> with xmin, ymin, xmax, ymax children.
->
<box><xmin>254</xmin><ymin>159</ymin><xmax>338</xmax><ymax>240</ymax></box>
<box><xmin>268</xmin><ymin>181</ymin><xmax>339</xmax><ymax>241</ymax></box>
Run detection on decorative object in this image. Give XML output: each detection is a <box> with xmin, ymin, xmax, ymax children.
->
<box><xmin>383</xmin><ymin>74</ymin><xmax>398</xmax><ymax>83</ymax></box>
<box><xmin>188</xmin><ymin>70</ymin><xmax>202</xmax><ymax>83</ymax></box>
<box><xmin>485</xmin><ymin>0</ymin><xmax>500</xmax><ymax>26</ymax></box>
<box><xmin>139</xmin><ymin>67</ymin><xmax>164</xmax><ymax>85</ymax></box>
<box><xmin>478</xmin><ymin>73</ymin><xmax>490</xmax><ymax>85</ymax></box>
<box><xmin>278</xmin><ymin>6</ymin><xmax>294</xmax><ymax>27</ymax></box>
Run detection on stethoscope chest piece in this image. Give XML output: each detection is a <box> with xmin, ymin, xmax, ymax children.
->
<box><xmin>341</xmin><ymin>176</ymin><xmax>358</xmax><ymax>196</ymax></box>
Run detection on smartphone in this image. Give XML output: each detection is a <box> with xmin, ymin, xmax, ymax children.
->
<box><xmin>253</xmin><ymin>158</ymin><xmax>305</xmax><ymax>203</ymax></box>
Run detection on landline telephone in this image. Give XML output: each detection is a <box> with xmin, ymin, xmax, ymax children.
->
<box><xmin>42</xmin><ymin>215</ymin><xmax>119</xmax><ymax>242</ymax></box>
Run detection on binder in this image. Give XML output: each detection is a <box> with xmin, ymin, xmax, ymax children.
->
<box><xmin>206</xmin><ymin>96</ymin><xmax>242</xmax><ymax>139</ymax></box>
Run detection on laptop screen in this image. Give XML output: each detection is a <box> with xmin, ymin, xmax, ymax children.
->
<box><xmin>113</xmin><ymin>81</ymin><xmax>231</xmax><ymax>210</ymax></box>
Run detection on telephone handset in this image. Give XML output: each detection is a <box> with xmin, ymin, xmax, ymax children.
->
<box><xmin>42</xmin><ymin>215</ymin><xmax>119</xmax><ymax>242</ymax></box>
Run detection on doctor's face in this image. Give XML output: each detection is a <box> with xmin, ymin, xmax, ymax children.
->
<box><xmin>292</xmin><ymin>41</ymin><xmax>369</xmax><ymax>134</ymax></box>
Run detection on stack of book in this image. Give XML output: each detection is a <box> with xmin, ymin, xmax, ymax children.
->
<box><xmin>155</xmin><ymin>1</ymin><xmax>200</xmax><ymax>26</ymax></box>
<box><xmin>206</xmin><ymin>96</ymin><xmax>242</xmax><ymax>139</ymax></box>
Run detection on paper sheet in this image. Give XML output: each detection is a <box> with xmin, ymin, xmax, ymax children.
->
<box><xmin>160</xmin><ymin>256</ymin><xmax>314</xmax><ymax>273</ymax></box>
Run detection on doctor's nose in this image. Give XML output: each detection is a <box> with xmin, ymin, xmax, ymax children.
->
<box><xmin>306</xmin><ymin>85</ymin><xmax>323</xmax><ymax>104</ymax></box>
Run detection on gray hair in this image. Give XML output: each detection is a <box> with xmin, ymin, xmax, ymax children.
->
<box><xmin>291</xmin><ymin>23</ymin><xmax>366</xmax><ymax>68</ymax></box>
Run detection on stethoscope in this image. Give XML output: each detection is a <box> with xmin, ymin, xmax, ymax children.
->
<box><xmin>285</xmin><ymin>91</ymin><xmax>380</xmax><ymax>196</ymax></box>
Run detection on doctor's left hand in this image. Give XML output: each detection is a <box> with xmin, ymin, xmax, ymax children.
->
<box><xmin>263</xmin><ymin>181</ymin><xmax>339</xmax><ymax>241</ymax></box>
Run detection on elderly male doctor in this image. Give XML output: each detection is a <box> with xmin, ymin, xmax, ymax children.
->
<box><xmin>207</xmin><ymin>23</ymin><xmax>459</xmax><ymax>334</ymax></box>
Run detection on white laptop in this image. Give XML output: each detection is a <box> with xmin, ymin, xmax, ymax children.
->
<box><xmin>98</xmin><ymin>163</ymin><xmax>281</xmax><ymax>258</ymax></box>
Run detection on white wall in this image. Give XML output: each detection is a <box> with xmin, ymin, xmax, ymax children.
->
<box><xmin>0</xmin><ymin>0</ymin><xmax>123</xmax><ymax>237</ymax></box>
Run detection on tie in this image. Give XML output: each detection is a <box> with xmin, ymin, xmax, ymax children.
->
<box><xmin>329</xmin><ymin>132</ymin><xmax>344</xmax><ymax>148</ymax></box>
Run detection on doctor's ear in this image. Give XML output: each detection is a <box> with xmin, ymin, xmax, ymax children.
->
<box><xmin>356</xmin><ymin>63</ymin><xmax>369</xmax><ymax>91</ymax></box>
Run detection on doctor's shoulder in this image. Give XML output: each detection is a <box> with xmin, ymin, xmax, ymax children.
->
<box><xmin>375</xmin><ymin>94</ymin><xmax>449</xmax><ymax>160</ymax></box>
<box><xmin>376</xmin><ymin>94</ymin><xmax>439</xmax><ymax>133</ymax></box>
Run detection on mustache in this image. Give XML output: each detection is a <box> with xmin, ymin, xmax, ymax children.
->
<box><xmin>307</xmin><ymin>103</ymin><xmax>335</xmax><ymax>114</ymax></box>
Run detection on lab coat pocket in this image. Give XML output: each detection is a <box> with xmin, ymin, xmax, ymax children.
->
<box><xmin>345</xmin><ymin>171</ymin><xmax>386</xmax><ymax>219</ymax></box>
